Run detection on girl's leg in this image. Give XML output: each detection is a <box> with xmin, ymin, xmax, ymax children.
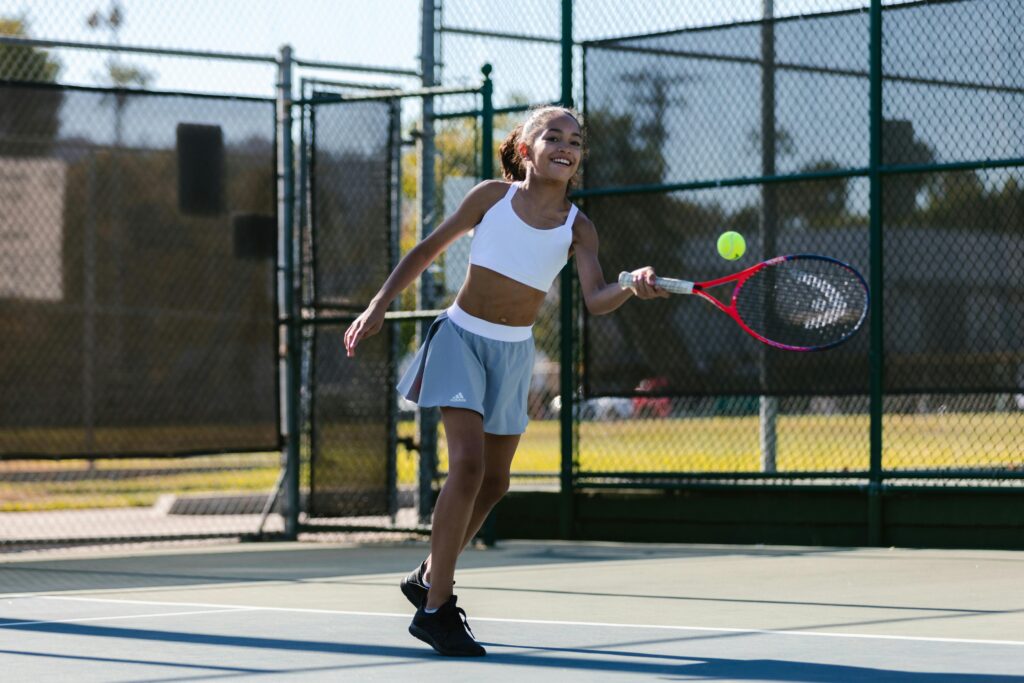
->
<box><xmin>424</xmin><ymin>407</ymin><xmax>485</xmax><ymax>609</ymax></box>
<box><xmin>460</xmin><ymin>433</ymin><xmax>520</xmax><ymax>549</ymax></box>
<box><xmin>422</xmin><ymin>432</ymin><xmax>520</xmax><ymax>584</ymax></box>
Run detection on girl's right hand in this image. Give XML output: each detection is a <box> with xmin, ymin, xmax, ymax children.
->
<box><xmin>344</xmin><ymin>304</ymin><xmax>385</xmax><ymax>358</ymax></box>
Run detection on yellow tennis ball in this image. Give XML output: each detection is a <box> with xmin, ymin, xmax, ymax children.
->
<box><xmin>717</xmin><ymin>231</ymin><xmax>746</xmax><ymax>261</ymax></box>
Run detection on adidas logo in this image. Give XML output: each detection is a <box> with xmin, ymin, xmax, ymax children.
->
<box><xmin>450</xmin><ymin>392</ymin><xmax>466</xmax><ymax>403</ymax></box>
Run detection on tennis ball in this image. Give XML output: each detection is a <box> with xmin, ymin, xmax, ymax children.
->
<box><xmin>717</xmin><ymin>231</ymin><xmax>746</xmax><ymax>261</ymax></box>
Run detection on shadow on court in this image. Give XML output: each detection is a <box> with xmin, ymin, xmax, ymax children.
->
<box><xmin>1</xmin><ymin>619</ymin><xmax>1020</xmax><ymax>681</ymax></box>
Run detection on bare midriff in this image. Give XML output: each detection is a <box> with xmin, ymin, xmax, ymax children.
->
<box><xmin>455</xmin><ymin>265</ymin><xmax>548</xmax><ymax>327</ymax></box>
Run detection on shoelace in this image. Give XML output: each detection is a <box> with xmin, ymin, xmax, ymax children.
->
<box><xmin>454</xmin><ymin>606</ymin><xmax>477</xmax><ymax>640</ymax></box>
<box><xmin>439</xmin><ymin>603</ymin><xmax>477</xmax><ymax>641</ymax></box>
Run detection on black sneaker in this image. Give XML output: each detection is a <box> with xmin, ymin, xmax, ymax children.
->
<box><xmin>400</xmin><ymin>560</ymin><xmax>455</xmax><ymax>609</ymax></box>
<box><xmin>408</xmin><ymin>595</ymin><xmax>486</xmax><ymax>657</ymax></box>
<box><xmin>400</xmin><ymin>560</ymin><xmax>428</xmax><ymax>608</ymax></box>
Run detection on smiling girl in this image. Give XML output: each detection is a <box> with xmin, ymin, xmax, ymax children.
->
<box><xmin>344</xmin><ymin>105</ymin><xmax>666</xmax><ymax>656</ymax></box>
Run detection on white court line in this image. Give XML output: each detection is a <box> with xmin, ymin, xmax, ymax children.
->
<box><xmin>0</xmin><ymin>607</ymin><xmax>258</xmax><ymax>628</ymax></box>
<box><xmin>28</xmin><ymin>595</ymin><xmax>1024</xmax><ymax>648</ymax></box>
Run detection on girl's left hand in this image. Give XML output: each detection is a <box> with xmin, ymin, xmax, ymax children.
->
<box><xmin>344</xmin><ymin>303</ymin><xmax>386</xmax><ymax>357</ymax></box>
<box><xmin>627</xmin><ymin>266</ymin><xmax>669</xmax><ymax>299</ymax></box>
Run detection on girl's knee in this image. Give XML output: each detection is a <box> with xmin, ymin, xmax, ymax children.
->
<box><xmin>445</xmin><ymin>457</ymin><xmax>485</xmax><ymax>496</ymax></box>
<box><xmin>479</xmin><ymin>472</ymin><xmax>510</xmax><ymax>504</ymax></box>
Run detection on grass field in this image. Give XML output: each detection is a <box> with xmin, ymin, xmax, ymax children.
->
<box><xmin>396</xmin><ymin>413</ymin><xmax>1024</xmax><ymax>484</ymax></box>
<box><xmin>0</xmin><ymin>453</ymin><xmax>279</xmax><ymax>512</ymax></box>
<box><xmin>3</xmin><ymin>413</ymin><xmax>1021</xmax><ymax>511</ymax></box>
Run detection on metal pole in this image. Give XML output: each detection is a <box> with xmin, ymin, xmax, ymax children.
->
<box><xmin>867</xmin><ymin>0</ymin><xmax>885</xmax><ymax>546</ymax></box>
<box><xmin>83</xmin><ymin>152</ymin><xmax>97</xmax><ymax>454</ymax></box>
<box><xmin>479</xmin><ymin>63</ymin><xmax>497</xmax><ymax>547</ymax></box>
<box><xmin>759</xmin><ymin>0</ymin><xmax>778</xmax><ymax>473</ymax></box>
<box><xmin>480</xmin><ymin>64</ymin><xmax>494</xmax><ymax>181</ymax></box>
<box><xmin>559</xmin><ymin>0</ymin><xmax>575</xmax><ymax>540</ymax></box>
<box><xmin>277</xmin><ymin>44</ymin><xmax>300</xmax><ymax>540</ymax></box>
<box><xmin>388</xmin><ymin>98</ymin><xmax>402</xmax><ymax>521</ymax></box>
<box><xmin>417</xmin><ymin>0</ymin><xmax>439</xmax><ymax>525</ymax></box>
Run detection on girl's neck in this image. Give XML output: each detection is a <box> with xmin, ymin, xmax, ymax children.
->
<box><xmin>518</xmin><ymin>174</ymin><xmax>569</xmax><ymax>206</ymax></box>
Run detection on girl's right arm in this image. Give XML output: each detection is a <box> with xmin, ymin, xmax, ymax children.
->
<box><xmin>344</xmin><ymin>180</ymin><xmax>508</xmax><ymax>357</ymax></box>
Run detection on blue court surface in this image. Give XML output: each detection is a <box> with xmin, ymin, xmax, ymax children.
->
<box><xmin>2</xmin><ymin>540</ymin><xmax>1022</xmax><ymax>681</ymax></box>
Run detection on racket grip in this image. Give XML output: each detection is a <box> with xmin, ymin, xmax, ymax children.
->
<box><xmin>618</xmin><ymin>271</ymin><xmax>694</xmax><ymax>295</ymax></box>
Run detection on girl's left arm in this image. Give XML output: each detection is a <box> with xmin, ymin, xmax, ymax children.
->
<box><xmin>571</xmin><ymin>213</ymin><xmax>667</xmax><ymax>315</ymax></box>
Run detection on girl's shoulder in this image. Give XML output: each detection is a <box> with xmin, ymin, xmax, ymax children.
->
<box><xmin>476</xmin><ymin>178</ymin><xmax>515</xmax><ymax>196</ymax></box>
<box><xmin>569</xmin><ymin>208</ymin><xmax>598</xmax><ymax>248</ymax></box>
<box><xmin>451</xmin><ymin>179</ymin><xmax>514</xmax><ymax>226</ymax></box>
<box><xmin>464</xmin><ymin>179</ymin><xmax>514</xmax><ymax>208</ymax></box>
<box><xmin>570</xmin><ymin>207</ymin><xmax>595</xmax><ymax>233</ymax></box>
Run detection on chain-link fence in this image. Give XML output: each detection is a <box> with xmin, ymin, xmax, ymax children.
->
<box><xmin>3</xmin><ymin>1</ymin><xmax>1021</xmax><ymax>550</ymax></box>
<box><xmin>0</xmin><ymin>77</ymin><xmax>283</xmax><ymax>545</ymax></box>
<box><xmin>298</xmin><ymin>73</ymin><xmax>501</xmax><ymax>533</ymax></box>
<box><xmin>0</xmin><ymin>2</ymin><xmax>421</xmax><ymax>547</ymax></box>
<box><xmin>436</xmin><ymin>0</ymin><xmax>1023</xmax><ymax>495</ymax></box>
<box><xmin>573</xmin><ymin>0</ymin><xmax>1024</xmax><ymax>487</ymax></box>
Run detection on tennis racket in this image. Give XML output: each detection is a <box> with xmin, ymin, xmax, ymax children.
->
<box><xmin>619</xmin><ymin>254</ymin><xmax>869</xmax><ymax>351</ymax></box>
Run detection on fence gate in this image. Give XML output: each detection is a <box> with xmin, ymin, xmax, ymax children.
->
<box><xmin>299</xmin><ymin>73</ymin><xmax>494</xmax><ymax>531</ymax></box>
<box><xmin>305</xmin><ymin>95</ymin><xmax>402</xmax><ymax>520</ymax></box>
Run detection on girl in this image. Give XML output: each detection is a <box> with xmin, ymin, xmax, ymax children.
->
<box><xmin>344</xmin><ymin>105</ymin><xmax>666</xmax><ymax>656</ymax></box>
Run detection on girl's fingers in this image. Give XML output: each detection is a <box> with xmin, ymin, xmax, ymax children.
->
<box><xmin>633</xmin><ymin>268</ymin><xmax>664</xmax><ymax>299</ymax></box>
<box><xmin>346</xmin><ymin>314</ymin><xmax>383</xmax><ymax>357</ymax></box>
<box><xmin>630</xmin><ymin>269</ymin><xmax>655</xmax><ymax>298</ymax></box>
<box><xmin>344</xmin><ymin>322</ymin><xmax>361</xmax><ymax>357</ymax></box>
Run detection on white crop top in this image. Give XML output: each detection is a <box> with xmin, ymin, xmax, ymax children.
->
<box><xmin>468</xmin><ymin>183</ymin><xmax>577</xmax><ymax>292</ymax></box>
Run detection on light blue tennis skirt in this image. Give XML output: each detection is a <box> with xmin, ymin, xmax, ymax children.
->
<box><xmin>397</xmin><ymin>302</ymin><xmax>534</xmax><ymax>435</ymax></box>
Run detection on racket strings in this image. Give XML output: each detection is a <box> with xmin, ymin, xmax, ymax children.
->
<box><xmin>735</xmin><ymin>258</ymin><xmax>868</xmax><ymax>349</ymax></box>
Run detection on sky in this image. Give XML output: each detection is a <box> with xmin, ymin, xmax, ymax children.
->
<box><xmin>2</xmin><ymin>1</ymin><xmax>423</xmax><ymax>96</ymax></box>
<box><xmin>1</xmin><ymin>0</ymin><xmax>887</xmax><ymax>100</ymax></box>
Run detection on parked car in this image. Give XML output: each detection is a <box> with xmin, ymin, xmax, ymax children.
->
<box><xmin>632</xmin><ymin>376</ymin><xmax>672</xmax><ymax>418</ymax></box>
<box><xmin>548</xmin><ymin>395</ymin><xmax>633</xmax><ymax>421</ymax></box>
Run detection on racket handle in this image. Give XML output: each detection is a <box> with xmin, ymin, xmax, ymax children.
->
<box><xmin>618</xmin><ymin>271</ymin><xmax>694</xmax><ymax>295</ymax></box>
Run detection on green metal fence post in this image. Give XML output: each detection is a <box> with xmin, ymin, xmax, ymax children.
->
<box><xmin>759</xmin><ymin>0</ymin><xmax>779</xmax><ymax>473</ymax></box>
<box><xmin>479</xmin><ymin>63</ymin><xmax>498</xmax><ymax>548</ymax></box>
<box><xmin>868</xmin><ymin>0</ymin><xmax>885</xmax><ymax>546</ymax></box>
<box><xmin>277</xmin><ymin>44</ymin><xmax>301</xmax><ymax>540</ymax></box>
<box><xmin>418</xmin><ymin>0</ymin><xmax>439</xmax><ymax>526</ymax></box>
<box><xmin>481</xmin><ymin>64</ymin><xmax>494</xmax><ymax>180</ymax></box>
<box><xmin>559</xmin><ymin>0</ymin><xmax>575</xmax><ymax>540</ymax></box>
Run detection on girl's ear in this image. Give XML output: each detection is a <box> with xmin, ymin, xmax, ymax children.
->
<box><xmin>518</xmin><ymin>143</ymin><xmax>529</xmax><ymax>159</ymax></box>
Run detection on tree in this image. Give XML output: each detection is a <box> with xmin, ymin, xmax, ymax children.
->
<box><xmin>916</xmin><ymin>169</ymin><xmax>1024</xmax><ymax>234</ymax></box>
<box><xmin>777</xmin><ymin>159</ymin><xmax>850</xmax><ymax>229</ymax></box>
<box><xmin>0</xmin><ymin>18</ymin><xmax>60</xmax><ymax>81</ymax></box>
<box><xmin>0</xmin><ymin>18</ymin><xmax>63</xmax><ymax>156</ymax></box>
<box><xmin>583</xmin><ymin>71</ymin><xmax>724</xmax><ymax>392</ymax></box>
<box><xmin>86</xmin><ymin>2</ymin><xmax>154</xmax><ymax>147</ymax></box>
<box><xmin>882</xmin><ymin>119</ymin><xmax>936</xmax><ymax>224</ymax></box>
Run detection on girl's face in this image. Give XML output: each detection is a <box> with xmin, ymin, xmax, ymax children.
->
<box><xmin>520</xmin><ymin>113</ymin><xmax>583</xmax><ymax>183</ymax></box>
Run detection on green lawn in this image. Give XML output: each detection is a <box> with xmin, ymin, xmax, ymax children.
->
<box><xmin>397</xmin><ymin>413</ymin><xmax>1024</xmax><ymax>483</ymax></box>
<box><xmin>4</xmin><ymin>412</ymin><xmax>1020</xmax><ymax>511</ymax></box>
<box><xmin>0</xmin><ymin>453</ymin><xmax>279</xmax><ymax>512</ymax></box>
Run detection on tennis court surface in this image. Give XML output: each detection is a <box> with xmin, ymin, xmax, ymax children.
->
<box><xmin>2</xmin><ymin>540</ymin><xmax>1022</xmax><ymax>681</ymax></box>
